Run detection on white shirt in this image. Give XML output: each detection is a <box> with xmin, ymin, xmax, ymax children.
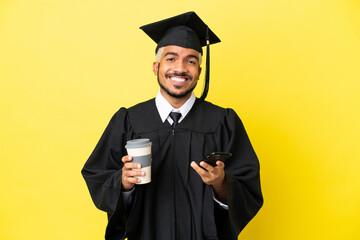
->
<box><xmin>155</xmin><ymin>90</ymin><xmax>196</xmax><ymax>125</ymax></box>
<box><xmin>123</xmin><ymin>91</ymin><xmax>228</xmax><ymax>210</ymax></box>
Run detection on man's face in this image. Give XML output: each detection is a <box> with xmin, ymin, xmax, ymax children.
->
<box><xmin>153</xmin><ymin>45</ymin><xmax>202</xmax><ymax>101</ymax></box>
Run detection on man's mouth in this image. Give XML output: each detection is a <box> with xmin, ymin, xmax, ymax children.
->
<box><xmin>166</xmin><ymin>73</ymin><xmax>192</xmax><ymax>83</ymax></box>
<box><xmin>169</xmin><ymin>76</ymin><xmax>187</xmax><ymax>82</ymax></box>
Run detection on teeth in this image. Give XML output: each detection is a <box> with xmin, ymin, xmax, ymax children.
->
<box><xmin>170</xmin><ymin>77</ymin><xmax>186</xmax><ymax>82</ymax></box>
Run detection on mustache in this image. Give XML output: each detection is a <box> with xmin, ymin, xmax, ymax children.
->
<box><xmin>165</xmin><ymin>72</ymin><xmax>192</xmax><ymax>80</ymax></box>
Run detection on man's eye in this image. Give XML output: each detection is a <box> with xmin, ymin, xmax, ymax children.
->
<box><xmin>188</xmin><ymin>60</ymin><xmax>197</xmax><ymax>65</ymax></box>
<box><xmin>166</xmin><ymin>58</ymin><xmax>175</xmax><ymax>62</ymax></box>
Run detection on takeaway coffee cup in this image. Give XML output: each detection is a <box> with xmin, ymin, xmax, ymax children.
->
<box><xmin>125</xmin><ymin>138</ymin><xmax>152</xmax><ymax>184</ymax></box>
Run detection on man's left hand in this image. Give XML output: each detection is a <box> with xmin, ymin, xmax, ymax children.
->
<box><xmin>191</xmin><ymin>160</ymin><xmax>227</xmax><ymax>203</ymax></box>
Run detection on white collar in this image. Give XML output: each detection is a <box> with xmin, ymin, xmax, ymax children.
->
<box><xmin>155</xmin><ymin>90</ymin><xmax>196</xmax><ymax>124</ymax></box>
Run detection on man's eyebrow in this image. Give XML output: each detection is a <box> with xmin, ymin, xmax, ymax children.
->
<box><xmin>164</xmin><ymin>52</ymin><xmax>179</xmax><ymax>57</ymax></box>
<box><xmin>187</xmin><ymin>54</ymin><xmax>199</xmax><ymax>61</ymax></box>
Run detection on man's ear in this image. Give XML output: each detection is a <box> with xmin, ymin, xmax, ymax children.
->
<box><xmin>198</xmin><ymin>67</ymin><xmax>202</xmax><ymax>79</ymax></box>
<box><xmin>153</xmin><ymin>62</ymin><xmax>159</xmax><ymax>76</ymax></box>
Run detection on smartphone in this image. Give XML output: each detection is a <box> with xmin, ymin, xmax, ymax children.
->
<box><xmin>203</xmin><ymin>152</ymin><xmax>232</xmax><ymax>167</ymax></box>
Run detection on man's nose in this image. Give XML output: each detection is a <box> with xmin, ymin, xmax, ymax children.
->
<box><xmin>173</xmin><ymin>61</ymin><xmax>187</xmax><ymax>73</ymax></box>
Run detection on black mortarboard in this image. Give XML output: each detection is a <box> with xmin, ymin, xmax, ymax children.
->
<box><xmin>140</xmin><ymin>11</ymin><xmax>221</xmax><ymax>101</ymax></box>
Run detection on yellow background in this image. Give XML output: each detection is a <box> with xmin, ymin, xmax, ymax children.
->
<box><xmin>1</xmin><ymin>0</ymin><xmax>359</xmax><ymax>239</ymax></box>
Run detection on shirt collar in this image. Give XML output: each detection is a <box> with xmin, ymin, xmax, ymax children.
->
<box><xmin>155</xmin><ymin>90</ymin><xmax>196</xmax><ymax>123</ymax></box>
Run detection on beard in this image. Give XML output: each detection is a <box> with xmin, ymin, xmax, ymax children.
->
<box><xmin>157</xmin><ymin>75</ymin><xmax>197</xmax><ymax>99</ymax></box>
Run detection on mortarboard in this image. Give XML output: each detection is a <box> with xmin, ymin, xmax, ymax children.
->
<box><xmin>140</xmin><ymin>11</ymin><xmax>221</xmax><ymax>101</ymax></box>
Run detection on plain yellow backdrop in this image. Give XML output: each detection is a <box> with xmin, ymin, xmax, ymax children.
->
<box><xmin>1</xmin><ymin>0</ymin><xmax>359</xmax><ymax>239</ymax></box>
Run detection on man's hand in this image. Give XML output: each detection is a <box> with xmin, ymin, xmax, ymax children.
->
<box><xmin>121</xmin><ymin>155</ymin><xmax>144</xmax><ymax>191</ymax></box>
<box><xmin>191</xmin><ymin>160</ymin><xmax>227</xmax><ymax>204</ymax></box>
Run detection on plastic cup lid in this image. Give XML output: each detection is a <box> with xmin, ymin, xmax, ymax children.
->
<box><xmin>125</xmin><ymin>138</ymin><xmax>152</xmax><ymax>149</ymax></box>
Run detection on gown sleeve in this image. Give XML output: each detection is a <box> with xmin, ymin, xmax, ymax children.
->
<box><xmin>214</xmin><ymin>108</ymin><xmax>263</xmax><ymax>235</ymax></box>
<box><xmin>81</xmin><ymin>108</ymin><xmax>132</xmax><ymax>215</ymax></box>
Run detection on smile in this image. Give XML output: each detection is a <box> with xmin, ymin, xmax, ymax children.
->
<box><xmin>170</xmin><ymin>76</ymin><xmax>187</xmax><ymax>82</ymax></box>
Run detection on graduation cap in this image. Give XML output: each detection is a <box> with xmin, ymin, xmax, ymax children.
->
<box><xmin>140</xmin><ymin>11</ymin><xmax>221</xmax><ymax>101</ymax></box>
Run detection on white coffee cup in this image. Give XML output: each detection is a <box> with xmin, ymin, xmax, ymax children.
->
<box><xmin>125</xmin><ymin>138</ymin><xmax>152</xmax><ymax>184</ymax></box>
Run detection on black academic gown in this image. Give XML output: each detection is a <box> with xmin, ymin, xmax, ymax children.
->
<box><xmin>81</xmin><ymin>98</ymin><xmax>263</xmax><ymax>240</ymax></box>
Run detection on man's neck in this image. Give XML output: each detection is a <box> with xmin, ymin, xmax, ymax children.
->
<box><xmin>160</xmin><ymin>89</ymin><xmax>191</xmax><ymax>109</ymax></box>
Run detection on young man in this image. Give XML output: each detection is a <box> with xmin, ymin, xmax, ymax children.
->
<box><xmin>82</xmin><ymin>12</ymin><xmax>263</xmax><ymax>240</ymax></box>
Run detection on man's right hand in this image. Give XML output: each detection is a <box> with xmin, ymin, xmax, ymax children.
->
<box><xmin>121</xmin><ymin>155</ymin><xmax>144</xmax><ymax>191</ymax></box>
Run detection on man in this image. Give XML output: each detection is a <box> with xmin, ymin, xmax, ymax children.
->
<box><xmin>82</xmin><ymin>12</ymin><xmax>263</xmax><ymax>240</ymax></box>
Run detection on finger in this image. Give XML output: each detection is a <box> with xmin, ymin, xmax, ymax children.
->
<box><xmin>122</xmin><ymin>155</ymin><xmax>133</xmax><ymax>163</ymax></box>
<box><xmin>123</xmin><ymin>162</ymin><xmax>142</xmax><ymax>170</ymax></box>
<box><xmin>200</xmin><ymin>161</ymin><xmax>216</xmax><ymax>172</ymax></box>
<box><xmin>124</xmin><ymin>176</ymin><xmax>142</xmax><ymax>184</ymax></box>
<box><xmin>215</xmin><ymin>160</ymin><xmax>225</xmax><ymax>168</ymax></box>
<box><xmin>191</xmin><ymin>161</ymin><xmax>208</xmax><ymax>176</ymax></box>
<box><xmin>125</xmin><ymin>170</ymin><xmax>145</xmax><ymax>177</ymax></box>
